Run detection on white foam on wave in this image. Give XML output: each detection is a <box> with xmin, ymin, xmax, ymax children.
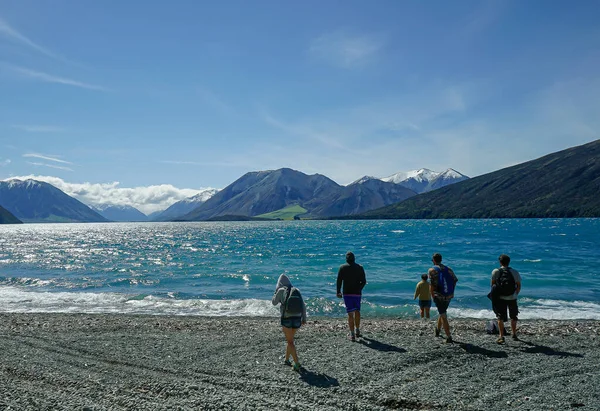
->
<box><xmin>451</xmin><ymin>299</ymin><xmax>600</xmax><ymax>320</ymax></box>
<box><xmin>0</xmin><ymin>286</ymin><xmax>279</xmax><ymax>317</ymax></box>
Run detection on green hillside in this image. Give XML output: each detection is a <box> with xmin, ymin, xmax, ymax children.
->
<box><xmin>256</xmin><ymin>205</ymin><xmax>307</xmax><ymax>220</ymax></box>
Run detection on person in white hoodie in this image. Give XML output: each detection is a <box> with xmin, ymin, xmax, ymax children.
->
<box><xmin>272</xmin><ymin>274</ymin><xmax>307</xmax><ymax>371</ymax></box>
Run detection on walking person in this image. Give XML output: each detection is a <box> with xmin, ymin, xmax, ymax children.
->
<box><xmin>336</xmin><ymin>251</ymin><xmax>367</xmax><ymax>342</ymax></box>
<box><xmin>491</xmin><ymin>254</ymin><xmax>522</xmax><ymax>344</ymax></box>
<box><xmin>428</xmin><ymin>253</ymin><xmax>458</xmax><ymax>343</ymax></box>
<box><xmin>272</xmin><ymin>274</ymin><xmax>307</xmax><ymax>371</ymax></box>
<box><xmin>414</xmin><ymin>273</ymin><xmax>431</xmax><ymax>319</ymax></box>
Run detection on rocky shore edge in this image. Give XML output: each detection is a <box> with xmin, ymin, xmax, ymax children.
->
<box><xmin>1</xmin><ymin>313</ymin><xmax>598</xmax><ymax>410</ymax></box>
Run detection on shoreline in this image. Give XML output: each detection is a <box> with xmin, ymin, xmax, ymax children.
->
<box><xmin>1</xmin><ymin>313</ymin><xmax>599</xmax><ymax>410</ymax></box>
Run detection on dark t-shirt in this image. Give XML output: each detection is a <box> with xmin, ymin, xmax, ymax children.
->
<box><xmin>336</xmin><ymin>262</ymin><xmax>367</xmax><ymax>295</ymax></box>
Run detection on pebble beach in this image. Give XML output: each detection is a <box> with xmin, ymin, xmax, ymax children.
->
<box><xmin>1</xmin><ymin>314</ymin><xmax>598</xmax><ymax>410</ymax></box>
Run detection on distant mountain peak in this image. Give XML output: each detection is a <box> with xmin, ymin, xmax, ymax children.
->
<box><xmin>351</xmin><ymin>176</ymin><xmax>378</xmax><ymax>185</ymax></box>
<box><xmin>439</xmin><ymin>168</ymin><xmax>468</xmax><ymax>179</ymax></box>
<box><xmin>6</xmin><ymin>178</ymin><xmax>44</xmax><ymax>189</ymax></box>
<box><xmin>380</xmin><ymin>167</ymin><xmax>468</xmax><ymax>194</ymax></box>
<box><xmin>381</xmin><ymin>168</ymin><xmax>440</xmax><ymax>184</ymax></box>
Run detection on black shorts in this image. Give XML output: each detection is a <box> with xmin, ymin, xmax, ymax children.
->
<box><xmin>281</xmin><ymin>317</ymin><xmax>302</xmax><ymax>329</ymax></box>
<box><xmin>433</xmin><ymin>297</ymin><xmax>451</xmax><ymax>315</ymax></box>
<box><xmin>493</xmin><ymin>299</ymin><xmax>519</xmax><ymax>322</ymax></box>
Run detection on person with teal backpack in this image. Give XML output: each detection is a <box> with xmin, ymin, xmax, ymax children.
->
<box><xmin>272</xmin><ymin>274</ymin><xmax>307</xmax><ymax>371</ymax></box>
<box><xmin>428</xmin><ymin>253</ymin><xmax>458</xmax><ymax>343</ymax></box>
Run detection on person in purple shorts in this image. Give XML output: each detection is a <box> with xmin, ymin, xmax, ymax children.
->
<box><xmin>336</xmin><ymin>251</ymin><xmax>367</xmax><ymax>341</ymax></box>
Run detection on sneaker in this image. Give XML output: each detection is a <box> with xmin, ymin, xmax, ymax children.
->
<box><xmin>348</xmin><ymin>334</ymin><xmax>356</xmax><ymax>342</ymax></box>
<box><xmin>355</xmin><ymin>330</ymin><xmax>362</xmax><ymax>338</ymax></box>
<box><xmin>434</xmin><ymin>326</ymin><xmax>441</xmax><ymax>338</ymax></box>
<box><xmin>283</xmin><ymin>359</ymin><xmax>292</xmax><ymax>367</ymax></box>
<box><xmin>497</xmin><ymin>336</ymin><xmax>505</xmax><ymax>344</ymax></box>
<box><xmin>512</xmin><ymin>334</ymin><xmax>519</xmax><ymax>341</ymax></box>
<box><xmin>293</xmin><ymin>363</ymin><xmax>301</xmax><ymax>372</ymax></box>
<box><xmin>445</xmin><ymin>336</ymin><xmax>453</xmax><ymax>344</ymax></box>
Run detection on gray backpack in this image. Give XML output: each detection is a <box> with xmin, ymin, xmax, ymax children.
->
<box><xmin>284</xmin><ymin>286</ymin><xmax>303</xmax><ymax>317</ymax></box>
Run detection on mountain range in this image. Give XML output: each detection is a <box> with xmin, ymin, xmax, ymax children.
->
<box><xmin>181</xmin><ymin>168</ymin><xmax>420</xmax><ymax>220</ymax></box>
<box><xmin>1</xmin><ymin>165</ymin><xmax>467</xmax><ymax>223</ymax></box>
<box><xmin>90</xmin><ymin>204</ymin><xmax>148</xmax><ymax>222</ymax></box>
<box><xmin>360</xmin><ymin>139</ymin><xmax>600</xmax><ymax>219</ymax></box>
<box><xmin>152</xmin><ymin>189</ymin><xmax>219</xmax><ymax>221</ymax></box>
<box><xmin>380</xmin><ymin>168</ymin><xmax>468</xmax><ymax>193</ymax></box>
<box><xmin>0</xmin><ymin>179</ymin><xmax>107</xmax><ymax>223</ymax></box>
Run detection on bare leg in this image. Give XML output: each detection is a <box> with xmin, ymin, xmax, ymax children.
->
<box><xmin>347</xmin><ymin>312</ymin><xmax>355</xmax><ymax>334</ymax></box>
<box><xmin>282</xmin><ymin>327</ymin><xmax>299</xmax><ymax>364</ymax></box>
<box><xmin>510</xmin><ymin>319</ymin><xmax>518</xmax><ymax>337</ymax></box>
<box><xmin>425</xmin><ymin>307</ymin><xmax>430</xmax><ymax>319</ymax></box>
<box><xmin>497</xmin><ymin>319</ymin><xmax>506</xmax><ymax>338</ymax></box>
<box><xmin>437</xmin><ymin>316</ymin><xmax>443</xmax><ymax>332</ymax></box>
<box><xmin>354</xmin><ymin>311</ymin><xmax>361</xmax><ymax>330</ymax></box>
<box><xmin>420</xmin><ymin>307</ymin><xmax>424</xmax><ymax>318</ymax></box>
<box><xmin>440</xmin><ymin>314</ymin><xmax>451</xmax><ymax>338</ymax></box>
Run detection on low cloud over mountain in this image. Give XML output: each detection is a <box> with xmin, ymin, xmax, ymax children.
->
<box><xmin>2</xmin><ymin>175</ymin><xmax>216</xmax><ymax>215</ymax></box>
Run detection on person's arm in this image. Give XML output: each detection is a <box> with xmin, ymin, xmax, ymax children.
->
<box><xmin>414</xmin><ymin>283</ymin><xmax>419</xmax><ymax>300</ymax></box>
<box><xmin>448</xmin><ymin>266</ymin><xmax>458</xmax><ymax>284</ymax></box>
<box><xmin>272</xmin><ymin>288</ymin><xmax>283</xmax><ymax>306</ymax></box>
<box><xmin>491</xmin><ymin>269</ymin><xmax>498</xmax><ymax>286</ymax></box>
<box><xmin>428</xmin><ymin>268</ymin><xmax>436</xmax><ymax>297</ymax></box>
<box><xmin>336</xmin><ymin>267</ymin><xmax>343</xmax><ymax>297</ymax></box>
<box><xmin>301</xmin><ymin>299</ymin><xmax>307</xmax><ymax>324</ymax></box>
<box><xmin>359</xmin><ymin>266</ymin><xmax>366</xmax><ymax>291</ymax></box>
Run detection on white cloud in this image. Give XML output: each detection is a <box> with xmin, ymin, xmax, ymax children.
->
<box><xmin>0</xmin><ymin>17</ymin><xmax>57</xmax><ymax>59</ymax></box>
<box><xmin>23</xmin><ymin>153</ymin><xmax>72</xmax><ymax>164</ymax></box>
<box><xmin>26</xmin><ymin>162</ymin><xmax>73</xmax><ymax>172</ymax></box>
<box><xmin>0</xmin><ymin>158</ymin><xmax>11</xmax><ymax>166</ymax></box>
<box><xmin>12</xmin><ymin>125</ymin><xmax>66</xmax><ymax>133</ymax></box>
<box><xmin>7</xmin><ymin>65</ymin><xmax>107</xmax><ymax>91</ymax></box>
<box><xmin>309</xmin><ymin>31</ymin><xmax>385</xmax><ymax>68</ymax></box>
<box><xmin>1</xmin><ymin>175</ymin><xmax>218</xmax><ymax>214</ymax></box>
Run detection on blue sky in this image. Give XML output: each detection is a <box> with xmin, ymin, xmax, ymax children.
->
<box><xmin>1</xmin><ymin>0</ymin><xmax>599</xmax><ymax>213</ymax></box>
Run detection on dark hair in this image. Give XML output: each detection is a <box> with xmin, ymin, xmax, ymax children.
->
<box><xmin>432</xmin><ymin>253</ymin><xmax>442</xmax><ymax>264</ymax></box>
<box><xmin>499</xmin><ymin>254</ymin><xmax>510</xmax><ymax>266</ymax></box>
<box><xmin>345</xmin><ymin>251</ymin><xmax>355</xmax><ymax>263</ymax></box>
<box><xmin>421</xmin><ymin>273</ymin><xmax>428</xmax><ymax>281</ymax></box>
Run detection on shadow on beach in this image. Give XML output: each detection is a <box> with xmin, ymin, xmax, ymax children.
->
<box><xmin>456</xmin><ymin>341</ymin><xmax>508</xmax><ymax>358</ymax></box>
<box><xmin>298</xmin><ymin>368</ymin><xmax>340</xmax><ymax>388</ymax></box>
<box><xmin>519</xmin><ymin>340</ymin><xmax>584</xmax><ymax>358</ymax></box>
<box><xmin>358</xmin><ymin>337</ymin><xmax>406</xmax><ymax>353</ymax></box>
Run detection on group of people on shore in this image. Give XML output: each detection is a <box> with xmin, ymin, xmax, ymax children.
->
<box><xmin>272</xmin><ymin>251</ymin><xmax>522</xmax><ymax>371</ymax></box>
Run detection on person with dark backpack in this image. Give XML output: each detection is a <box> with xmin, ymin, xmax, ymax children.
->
<box><xmin>428</xmin><ymin>253</ymin><xmax>458</xmax><ymax>343</ymax></box>
<box><xmin>491</xmin><ymin>254</ymin><xmax>522</xmax><ymax>344</ymax></box>
<box><xmin>272</xmin><ymin>274</ymin><xmax>307</xmax><ymax>371</ymax></box>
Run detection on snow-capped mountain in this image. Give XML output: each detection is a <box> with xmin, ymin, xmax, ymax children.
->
<box><xmin>381</xmin><ymin>168</ymin><xmax>440</xmax><ymax>185</ymax></box>
<box><xmin>426</xmin><ymin>169</ymin><xmax>469</xmax><ymax>192</ymax></box>
<box><xmin>380</xmin><ymin>168</ymin><xmax>468</xmax><ymax>193</ymax></box>
<box><xmin>152</xmin><ymin>188</ymin><xmax>219</xmax><ymax>221</ymax></box>
<box><xmin>89</xmin><ymin>204</ymin><xmax>148</xmax><ymax>222</ymax></box>
<box><xmin>351</xmin><ymin>176</ymin><xmax>380</xmax><ymax>185</ymax></box>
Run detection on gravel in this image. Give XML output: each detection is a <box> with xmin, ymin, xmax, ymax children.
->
<box><xmin>0</xmin><ymin>313</ymin><xmax>598</xmax><ymax>410</ymax></box>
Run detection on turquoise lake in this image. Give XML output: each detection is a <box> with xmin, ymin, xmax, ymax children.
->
<box><xmin>0</xmin><ymin>219</ymin><xmax>598</xmax><ymax>319</ymax></box>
